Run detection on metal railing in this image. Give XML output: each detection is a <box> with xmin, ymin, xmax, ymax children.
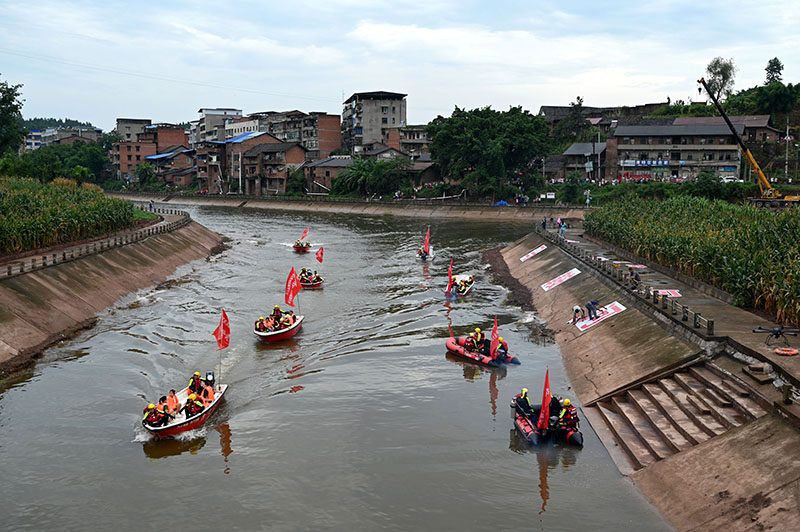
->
<box><xmin>538</xmin><ymin>227</ymin><xmax>716</xmax><ymax>337</ymax></box>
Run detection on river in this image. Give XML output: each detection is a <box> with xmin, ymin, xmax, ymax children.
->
<box><xmin>0</xmin><ymin>204</ymin><xmax>670</xmax><ymax>531</ymax></box>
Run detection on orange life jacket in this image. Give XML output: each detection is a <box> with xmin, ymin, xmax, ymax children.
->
<box><xmin>201</xmin><ymin>384</ymin><xmax>215</xmax><ymax>406</ymax></box>
<box><xmin>167</xmin><ymin>394</ymin><xmax>180</xmax><ymax>412</ymax></box>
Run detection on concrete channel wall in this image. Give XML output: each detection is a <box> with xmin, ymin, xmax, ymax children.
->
<box><xmin>0</xmin><ymin>211</ymin><xmax>223</xmax><ymax>376</ymax></box>
<box><xmin>497</xmin><ymin>230</ymin><xmax>800</xmax><ymax>531</ymax></box>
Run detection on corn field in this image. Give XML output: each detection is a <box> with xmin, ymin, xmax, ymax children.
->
<box><xmin>0</xmin><ymin>177</ymin><xmax>136</xmax><ymax>255</ymax></box>
<box><xmin>584</xmin><ymin>196</ymin><xmax>800</xmax><ymax>326</ymax></box>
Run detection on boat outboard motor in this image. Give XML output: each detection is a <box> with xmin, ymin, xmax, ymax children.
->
<box><xmin>206</xmin><ymin>371</ymin><xmax>215</xmax><ymax>389</ymax></box>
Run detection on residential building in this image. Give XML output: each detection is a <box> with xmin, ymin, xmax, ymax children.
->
<box><xmin>112</xmin><ymin>140</ymin><xmax>157</xmax><ymax>181</ymax></box>
<box><xmin>195</xmin><ymin>141</ymin><xmax>227</xmax><ymax>192</ymax></box>
<box><xmin>56</xmin><ymin>135</ymin><xmax>95</xmax><ymax>146</ymax></box>
<box><xmin>537</xmin><ymin>102</ymin><xmax>666</xmax><ymax>127</ymax></box>
<box><xmin>562</xmin><ymin>142</ymin><xmax>606</xmax><ymax>181</ymax></box>
<box><xmin>240</xmin><ymin>142</ymin><xmax>307</xmax><ymax>195</ymax></box>
<box><xmin>225</xmin><ymin>110</ymin><xmax>341</xmax><ymax>160</ymax></box>
<box><xmin>137</xmin><ymin>124</ymin><xmax>189</xmax><ymax>153</ymax></box>
<box><xmin>342</xmin><ymin>91</ymin><xmax>407</xmax><ymax>153</ymax></box>
<box><xmin>303</xmin><ymin>155</ymin><xmax>352</xmax><ymax>194</ymax></box>
<box><xmin>384</xmin><ymin>124</ymin><xmax>430</xmax><ymax>157</ymax></box>
<box><xmin>191</xmin><ymin>108</ymin><xmax>242</xmax><ymax>144</ymax></box>
<box><xmin>607</xmin><ymin>123</ymin><xmax>743</xmax><ymax>181</ymax></box>
<box><xmin>40</xmin><ymin>126</ymin><xmax>102</xmax><ymax>146</ymax></box>
<box><xmin>672</xmin><ymin>115</ymin><xmax>781</xmax><ymax>143</ymax></box>
<box><xmin>363</xmin><ymin>146</ymin><xmax>407</xmax><ymax>161</ymax></box>
<box><xmin>115</xmin><ymin>118</ymin><xmax>152</xmax><ymax>141</ymax></box>
<box><xmin>22</xmin><ymin>130</ymin><xmax>43</xmax><ymax>152</ymax></box>
<box><xmin>144</xmin><ymin>145</ymin><xmax>194</xmax><ymax>185</ymax></box>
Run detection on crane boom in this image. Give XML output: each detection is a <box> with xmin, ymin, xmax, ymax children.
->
<box><xmin>697</xmin><ymin>77</ymin><xmax>780</xmax><ymax>199</ymax></box>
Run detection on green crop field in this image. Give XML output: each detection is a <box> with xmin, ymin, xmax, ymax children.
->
<box><xmin>585</xmin><ymin>196</ymin><xmax>800</xmax><ymax>326</ymax></box>
<box><xmin>0</xmin><ymin>177</ymin><xmax>137</xmax><ymax>255</ymax></box>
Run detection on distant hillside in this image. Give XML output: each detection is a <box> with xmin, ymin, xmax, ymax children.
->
<box><xmin>21</xmin><ymin>117</ymin><xmax>95</xmax><ymax>130</ymax></box>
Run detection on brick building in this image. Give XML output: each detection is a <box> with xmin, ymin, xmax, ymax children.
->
<box><xmin>342</xmin><ymin>91</ymin><xmax>407</xmax><ymax>153</ymax></box>
<box><xmin>195</xmin><ymin>142</ymin><xmax>226</xmax><ymax>192</ymax></box>
<box><xmin>303</xmin><ymin>155</ymin><xmax>352</xmax><ymax>194</ymax></box>
<box><xmin>241</xmin><ymin>142</ymin><xmax>307</xmax><ymax>195</ymax></box>
<box><xmin>137</xmin><ymin>124</ymin><xmax>189</xmax><ymax>153</ymax></box>
<box><xmin>384</xmin><ymin>124</ymin><xmax>430</xmax><ymax>157</ymax></box>
<box><xmin>145</xmin><ymin>145</ymin><xmax>194</xmax><ymax>185</ymax></box>
<box><xmin>112</xmin><ymin>141</ymin><xmax>157</xmax><ymax>181</ymax></box>
<box><xmin>224</xmin><ymin>110</ymin><xmax>341</xmax><ymax>160</ymax></box>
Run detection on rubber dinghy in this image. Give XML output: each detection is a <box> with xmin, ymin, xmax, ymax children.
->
<box><xmin>445</xmin><ymin>336</ymin><xmax>520</xmax><ymax>367</ymax></box>
<box><xmin>293</xmin><ymin>242</ymin><xmax>312</xmax><ymax>252</ymax></box>
<box><xmin>254</xmin><ymin>315</ymin><xmax>304</xmax><ymax>343</ymax></box>
<box><xmin>143</xmin><ymin>380</ymin><xmax>228</xmax><ymax>438</ymax></box>
<box><xmin>417</xmin><ymin>245</ymin><xmax>434</xmax><ymax>262</ymax></box>
<box><xmin>300</xmin><ymin>278</ymin><xmax>324</xmax><ymax>289</ymax></box>
<box><xmin>510</xmin><ymin>401</ymin><xmax>583</xmax><ymax>447</ymax></box>
<box><xmin>452</xmin><ymin>275</ymin><xmax>474</xmax><ymax>297</ymax></box>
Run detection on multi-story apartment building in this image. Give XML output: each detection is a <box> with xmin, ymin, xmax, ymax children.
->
<box><xmin>39</xmin><ymin>126</ymin><xmax>102</xmax><ymax>146</ymax></box>
<box><xmin>607</xmin><ymin>123</ymin><xmax>743</xmax><ymax>181</ymax></box>
<box><xmin>224</xmin><ymin>110</ymin><xmax>341</xmax><ymax>160</ymax></box>
<box><xmin>191</xmin><ymin>108</ymin><xmax>242</xmax><ymax>145</ymax></box>
<box><xmin>115</xmin><ymin>118</ymin><xmax>152</xmax><ymax>141</ymax></box>
<box><xmin>672</xmin><ymin>115</ymin><xmax>781</xmax><ymax>143</ymax></box>
<box><xmin>384</xmin><ymin>124</ymin><xmax>430</xmax><ymax>157</ymax></box>
<box><xmin>22</xmin><ymin>130</ymin><xmax>43</xmax><ymax>152</ymax></box>
<box><xmin>342</xmin><ymin>91</ymin><xmax>407</xmax><ymax>153</ymax></box>
<box><xmin>195</xmin><ymin>141</ymin><xmax>227</xmax><ymax>192</ymax></box>
<box><xmin>137</xmin><ymin>124</ymin><xmax>189</xmax><ymax>153</ymax></box>
<box><xmin>112</xmin><ymin>141</ymin><xmax>157</xmax><ymax>181</ymax></box>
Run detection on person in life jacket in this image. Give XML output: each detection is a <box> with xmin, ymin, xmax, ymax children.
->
<box><xmin>271</xmin><ymin>305</ymin><xmax>283</xmax><ymax>321</ymax></box>
<box><xmin>312</xmin><ymin>271</ymin><xmax>322</xmax><ymax>283</ymax></box>
<box><xmin>255</xmin><ymin>317</ymin><xmax>267</xmax><ymax>332</ymax></box>
<box><xmin>465</xmin><ymin>332</ymin><xmax>479</xmax><ymax>352</ymax></box>
<box><xmin>188</xmin><ymin>372</ymin><xmax>206</xmax><ymax>395</ymax></box>
<box><xmin>167</xmin><ymin>389</ymin><xmax>181</xmax><ymax>414</ymax></box>
<box><xmin>200</xmin><ymin>380</ymin><xmax>216</xmax><ymax>406</ymax></box>
<box><xmin>515</xmin><ymin>388</ymin><xmax>534</xmax><ymax>418</ymax></box>
<box><xmin>494</xmin><ymin>336</ymin><xmax>509</xmax><ymax>360</ymax></box>
<box><xmin>548</xmin><ymin>394</ymin><xmax>563</xmax><ymax>428</ymax></box>
<box><xmin>142</xmin><ymin>403</ymin><xmax>168</xmax><ymax>427</ymax></box>
<box><xmin>418</xmin><ymin>246</ymin><xmax>427</xmax><ymax>259</ymax></box>
<box><xmin>558</xmin><ymin>398</ymin><xmax>579</xmax><ymax>430</ymax></box>
<box><xmin>474</xmin><ymin>328</ymin><xmax>485</xmax><ymax>345</ymax></box>
<box><xmin>181</xmin><ymin>394</ymin><xmax>205</xmax><ymax>418</ymax></box>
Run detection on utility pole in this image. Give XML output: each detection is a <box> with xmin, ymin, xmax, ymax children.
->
<box><xmin>597</xmin><ymin>130</ymin><xmax>602</xmax><ymax>182</ymax></box>
<box><xmin>786</xmin><ymin>119</ymin><xmax>790</xmax><ymax>182</ymax></box>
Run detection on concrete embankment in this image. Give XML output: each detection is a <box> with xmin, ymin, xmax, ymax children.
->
<box><xmin>109</xmin><ymin>193</ymin><xmax>589</xmax><ymax>222</ymax></box>
<box><xmin>0</xmin><ymin>221</ymin><xmax>222</xmax><ymax>376</ymax></box>
<box><xmin>495</xmin><ymin>230</ymin><xmax>800</xmax><ymax>531</ymax></box>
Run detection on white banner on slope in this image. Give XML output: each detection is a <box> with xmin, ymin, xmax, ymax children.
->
<box><xmin>541</xmin><ymin>268</ymin><xmax>581</xmax><ymax>292</ymax></box>
<box><xmin>570</xmin><ymin>301</ymin><xmax>627</xmax><ymax>331</ymax></box>
<box><xmin>520</xmin><ymin>245</ymin><xmax>547</xmax><ymax>262</ymax></box>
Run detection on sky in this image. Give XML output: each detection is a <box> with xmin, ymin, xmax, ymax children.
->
<box><xmin>1</xmin><ymin>0</ymin><xmax>798</xmax><ymax>132</ymax></box>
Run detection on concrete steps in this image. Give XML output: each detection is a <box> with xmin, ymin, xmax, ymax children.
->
<box><xmin>588</xmin><ymin>362</ymin><xmax>770</xmax><ymax>472</ymax></box>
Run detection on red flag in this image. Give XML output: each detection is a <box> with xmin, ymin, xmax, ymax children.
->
<box><xmin>316</xmin><ymin>246</ymin><xmax>324</xmax><ymax>263</ymax></box>
<box><xmin>424</xmin><ymin>227</ymin><xmax>430</xmax><ymax>254</ymax></box>
<box><xmin>489</xmin><ymin>316</ymin><xmax>499</xmax><ymax>359</ymax></box>
<box><xmin>285</xmin><ymin>267</ymin><xmax>301</xmax><ymax>307</ymax></box>
<box><xmin>536</xmin><ymin>369</ymin><xmax>551</xmax><ymax>430</ymax></box>
<box><xmin>445</xmin><ymin>259</ymin><xmax>453</xmax><ymax>296</ymax></box>
<box><xmin>213</xmin><ymin>309</ymin><xmax>230</xmax><ymax>351</ymax></box>
<box><xmin>301</xmin><ymin>227</ymin><xmax>309</xmax><ymax>240</ymax></box>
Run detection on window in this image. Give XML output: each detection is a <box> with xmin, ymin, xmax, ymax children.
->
<box><xmin>325</xmin><ymin>171</ymin><xmax>330</xmax><ymax>177</ymax></box>
<box><xmin>671</xmin><ymin>152</ymin><xmax>681</xmax><ymax>161</ymax></box>
<box><xmin>639</xmin><ymin>153</ymin><xmax>647</xmax><ymax>160</ymax></box>
<box><xmin>127</xmin><ymin>155</ymin><xmax>131</xmax><ymax>161</ymax></box>
<box><xmin>382</xmin><ymin>118</ymin><xmax>388</xmax><ymax>124</ymax></box>
<box><xmin>392</xmin><ymin>118</ymin><xmax>396</xmax><ymax>124</ymax></box>
<box><xmin>136</xmin><ymin>155</ymin><xmax>140</xmax><ymax>161</ymax></box>
<box><xmin>136</xmin><ymin>145</ymin><xmax>140</xmax><ymax>152</ymax></box>
<box><xmin>126</xmin><ymin>145</ymin><xmax>131</xmax><ymax>151</ymax></box>
<box><xmin>381</xmin><ymin>106</ymin><xmax>388</xmax><ymax>113</ymax></box>
<box><xmin>392</xmin><ymin>106</ymin><xmax>396</xmax><ymax>113</ymax></box>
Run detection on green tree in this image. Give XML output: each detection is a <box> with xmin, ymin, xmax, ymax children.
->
<box><xmin>689</xmin><ymin>170</ymin><xmax>724</xmax><ymax>200</ymax></box>
<box><xmin>704</xmin><ymin>57</ymin><xmax>737</xmax><ymax>101</ymax></box>
<box><xmin>765</xmin><ymin>57</ymin><xmax>784</xmax><ymax>84</ymax></box>
<box><xmin>756</xmin><ymin>82</ymin><xmax>796</xmax><ymax>115</ymax></box>
<box><xmin>20</xmin><ymin>117</ymin><xmax>94</xmax><ymax>130</ymax></box>
<box><xmin>0</xmin><ymin>74</ymin><xmax>26</xmax><ymax>155</ymax></box>
<box><xmin>285</xmin><ymin>168</ymin><xmax>306</xmax><ymax>196</ymax></box>
<box><xmin>331</xmin><ymin>156</ymin><xmax>411</xmax><ymax>196</ymax></box>
<box><xmin>552</xmin><ymin>97</ymin><xmax>591</xmax><ymax>147</ymax></box>
<box><xmin>133</xmin><ymin>162</ymin><xmax>157</xmax><ymax>186</ymax></box>
<box><xmin>426</xmin><ymin>105</ymin><xmax>549</xmax><ymax>198</ymax></box>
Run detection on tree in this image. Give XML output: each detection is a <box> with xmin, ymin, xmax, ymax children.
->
<box><xmin>704</xmin><ymin>57</ymin><xmax>737</xmax><ymax>101</ymax></box>
<box><xmin>765</xmin><ymin>57</ymin><xmax>784</xmax><ymax>85</ymax></box>
<box><xmin>331</xmin><ymin>156</ymin><xmax>411</xmax><ymax>197</ymax></box>
<box><xmin>552</xmin><ymin>97</ymin><xmax>591</xmax><ymax>146</ymax></box>
<box><xmin>133</xmin><ymin>162</ymin><xmax>157</xmax><ymax>187</ymax></box>
<box><xmin>285</xmin><ymin>168</ymin><xmax>306</xmax><ymax>196</ymax></box>
<box><xmin>0</xmin><ymin>74</ymin><xmax>26</xmax><ymax>155</ymax></box>
<box><xmin>426</xmin><ymin>105</ymin><xmax>550</xmax><ymax>198</ymax></box>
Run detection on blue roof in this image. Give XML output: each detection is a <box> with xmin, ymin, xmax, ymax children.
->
<box><xmin>145</xmin><ymin>149</ymin><xmax>192</xmax><ymax>160</ymax></box>
<box><xmin>226</xmin><ymin>131</ymin><xmax>265</xmax><ymax>144</ymax></box>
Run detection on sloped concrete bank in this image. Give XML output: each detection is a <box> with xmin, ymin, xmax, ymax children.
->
<box><xmin>494</xmin><ymin>231</ymin><xmax>800</xmax><ymax>531</ymax></box>
<box><xmin>109</xmin><ymin>193</ymin><xmax>589</xmax><ymax>222</ymax></box>
<box><xmin>0</xmin><ymin>221</ymin><xmax>223</xmax><ymax>377</ymax></box>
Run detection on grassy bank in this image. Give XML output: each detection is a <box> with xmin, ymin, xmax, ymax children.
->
<box><xmin>584</xmin><ymin>196</ymin><xmax>800</xmax><ymax>325</ymax></box>
<box><xmin>0</xmin><ymin>177</ymin><xmax>137</xmax><ymax>255</ymax></box>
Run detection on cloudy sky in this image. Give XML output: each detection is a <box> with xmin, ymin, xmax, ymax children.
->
<box><xmin>1</xmin><ymin>0</ymin><xmax>797</xmax><ymax>131</ymax></box>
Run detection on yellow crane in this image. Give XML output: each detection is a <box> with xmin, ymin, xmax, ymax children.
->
<box><xmin>698</xmin><ymin>77</ymin><xmax>800</xmax><ymax>207</ymax></box>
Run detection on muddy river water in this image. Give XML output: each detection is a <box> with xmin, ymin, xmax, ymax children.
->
<box><xmin>0</xmin><ymin>204</ymin><xmax>671</xmax><ymax>531</ymax></box>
